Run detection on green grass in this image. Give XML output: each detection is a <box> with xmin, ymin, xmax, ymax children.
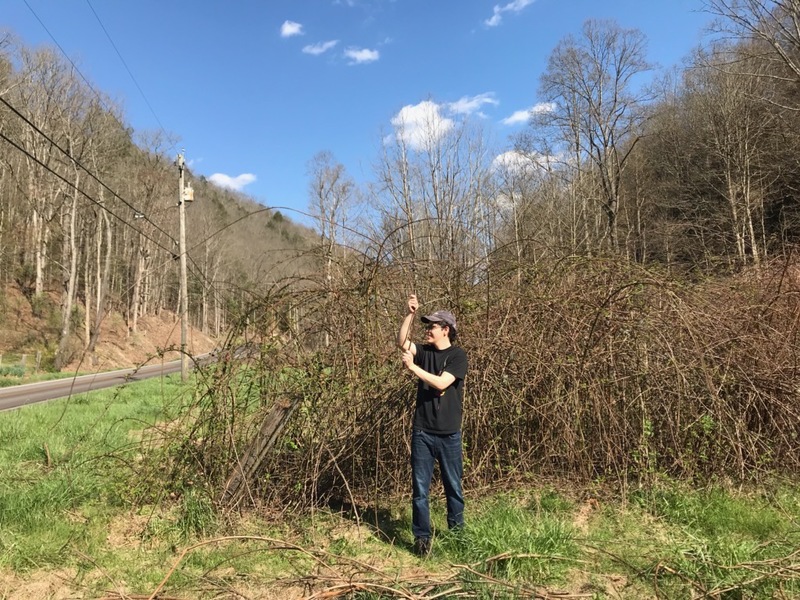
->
<box><xmin>1</xmin><ymin>382</ymin><xmax>799</xmax><ymax>598</ymax></box>
<box><xmin>636</xmin><ymin>485</ymin><xmax>788</xmax><ymax>539</ymax></box>
<box><xmin>591</xmin><ymin>482</ymin><xmax>800</xmax><ymax>598</ymax></box>
<box><xmin>0</xmin><ymin>368</ymin><xmax>78</xmax><ymax>387</ymax></box>
<box><xmin>0</xmin><ymin>374</ymin><xmax>188</xmax><ymax>570</ymax></box>
<box><xmin>434</xmin><ymin>494</ymin><xmax>579</xmax><ymax>582</ymax></box>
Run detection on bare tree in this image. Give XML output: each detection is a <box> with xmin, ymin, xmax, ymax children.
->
<box><xmin>489</xmin><ymin>148</ymin><xmax>556</xmax><ymax>283</ymax></box>
<box><xmin>535</xmin><ymin>19</ymin><xmax>652</xmax><ymax>253</ymax></box>
<box><xmin>374</xmin><ymin>104</ymin><xmax>494</xmax><ymax>301</ymax></box>
<box><xmin>307</xmin><ymin>151</ymin><xmax>354</xmax><ymax>347</ymax></box>
<box><xmin>375</xmin><ymin>120</ymin><xmax>420</xmax><ymax>289</ymax></box>
<box><xmin>84</xmin><ymin>113</ymin><xmax>133</xmax><ymax>361</ymax></box>
<box><xmin>120</xmin><ymin>132</ymin><xmax>174</xmax><ymax>334</ymax></box>
<box><xmin>705</xmin><ymin>0</ymin><xmax>800</xmax><ymax>108</ymax></box>
<box><xmin>12</xmin><ymin>47</ymin><xmax>75</xmax><ymax>299</ymax></box>
<box><xmin>53</xmin><ymin>80</ymin><xmax>105</xmax><ymax>369</ymax></box>
<box><xmin>308</xmin><ymin>151</ymin><xmax>353</xmax><ymax>288</ymax></box>
<box><xmin>687</xmin><ymin>46</ymin><xmax>780</xmax><ymax>265</ymax></box>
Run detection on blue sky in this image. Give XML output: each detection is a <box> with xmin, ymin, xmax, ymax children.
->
<box><xmin>4</xmin><ymin>0</ymin><xmax>713</xmax><ymax>227</ymax></box>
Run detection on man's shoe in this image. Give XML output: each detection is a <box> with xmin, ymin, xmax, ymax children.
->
<box><xmin>414</xmin><ymin>536</ymin><xmax>431</xmax><ymax>557</ymax></box>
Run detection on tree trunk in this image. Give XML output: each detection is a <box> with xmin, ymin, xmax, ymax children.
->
<box><xmin>87</xmin><ymin>208</ymin><xmax>112</xmax><ymax>362</ymax></box>
<box><xmin>129</xmin><ymin>244</ymin><xmax>144</xmax><ymax>334</ymax></box>
<box><xmin>54</xmin><ymin>176</ymin><xmax>80</xmax><ymax>370</ymax></box>
<box><xmin>83</xmin><ymin>229</ymin><xmax>92</xmax><ymax>349</ymax></box>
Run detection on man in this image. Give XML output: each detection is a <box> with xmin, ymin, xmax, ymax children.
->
<box><xmin>397</xmin><ymin>293</ymin><xmax>468</xmax><ymax>557</ymax></box>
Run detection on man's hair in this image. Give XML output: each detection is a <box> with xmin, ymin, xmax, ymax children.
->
<box><xmin>445</xmin><ymin>324</ymin><xmax>458</xmax><ymax>342</ymax></box>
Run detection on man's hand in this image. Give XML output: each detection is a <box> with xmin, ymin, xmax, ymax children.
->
<box><xmin>407</xmin><ymin>294</ymin><xmax>419</xmax><ymax>314</ymax></box>
<box><xmin>401</xmin><ymin>349</ymin><xmax>415</xmax><ymax>370</ymax></box>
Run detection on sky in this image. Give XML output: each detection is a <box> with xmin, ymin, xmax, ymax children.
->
<box><xmin>4</xmin><ymin>0</ymin><xmax>714</xmax><ymax>228</ymax></box>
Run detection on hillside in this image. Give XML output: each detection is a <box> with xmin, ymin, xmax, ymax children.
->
<box><xmin>0</xmin><ymin>285</ymin><xmax>218</xmax><ymax>375</ymax></box>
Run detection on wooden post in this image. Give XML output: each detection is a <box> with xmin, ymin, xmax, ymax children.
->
<box><xmin>218</xmin><ymin>397</ymin><xmax>300</xmax><ymax>507</ymax></box>
<box><xmin>178</xmin><ymin>152</ymin><xmax>189</xmax><ymax>382</ymax></box>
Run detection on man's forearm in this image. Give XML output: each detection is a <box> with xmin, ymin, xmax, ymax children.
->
<box><xmin>397</xmin><ymin>312</ymin><xmax>414</xmax><ymax>349</ymax></box>
<box><xmin>408</xmin><ymin>364</ymin><xmax>455</xmax><ymax>391</ymax></box>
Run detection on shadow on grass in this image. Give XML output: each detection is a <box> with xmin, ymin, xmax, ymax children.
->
<box><xmin>327</xmin><ymin>498</ymin><xmax>413</xmax><ymax>553</ymax></box>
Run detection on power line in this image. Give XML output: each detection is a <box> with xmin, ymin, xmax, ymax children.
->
<box><xmin>0</xmin><ymin>129</ymin><xmax>176</xmax><ymax>257</ymax></box>
<box><xmin>23</xmin><ymin>0</ymin><xmax>177</xmax><ymax>153</ymax></box>
<box><xmin>6</xmin><ymin>7</ymin><xmax>320</xmax><ymax>317</ymax></box>
<box><xmin>0</xmin><ymin>94</ymin><xmax>178</xmax><ymax>246</ymax></box>
<box><xmin>21</xmin><ymin>0</ymin><xmax>179</xmax><ymax>159</ymax></box>
<box><xmin>20</xmin><ymin>0</ymin><xmax>117</xmax><ymax>120</ymax></box>
<box><xmin>1</xmin><ymin>89</ymin><xmax>261</xmax><ymax>314</ymax></box>
<box><xmin>0</xmin><ymin>94</ymin><xmax>226</xmax><ymax>305</ymax></box>
<box><xmin>16</xmin><ymin>5</ymin><xmax>299</xmax><ymax>291</ymax></box>
<box><xmin>8</xmin><ymin>6</ymin><xmax>308</xmax><ymax>331</ymax></box>
<box><xmin>83</xmin><ymin>0</ymin><xmax>173</xmax><ymax>146</ymax></box>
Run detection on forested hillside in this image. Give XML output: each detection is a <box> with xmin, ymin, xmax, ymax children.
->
<box><xmin>0</xmin><ymin>34</ymin><xmax>317</xmax><ymax>370</ymax></box>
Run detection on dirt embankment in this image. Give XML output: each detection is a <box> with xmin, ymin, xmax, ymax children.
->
<box><xmin>0</xmin><ymin>286</ymin><xmax>219</xmax><ymax>373</ymax></box>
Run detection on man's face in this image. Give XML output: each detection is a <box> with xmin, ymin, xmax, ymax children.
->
<box><xmin>424</xmin><ymin>321</ymin><xmax>448</xmax><ymax>344</ymax></box>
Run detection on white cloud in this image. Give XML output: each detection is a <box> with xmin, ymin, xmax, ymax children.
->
<box><xmin>492</xmin><ymin>150</ymin><xmax>531</xmax><ymax>173</ymax></box>
<box><xmin>449</xmin><ymin>92</ymin><xmax>499</xmax><ymax>116</ymax></box>
<box><xmin>501</xmin><ymin>110</ymin><xmax>531</xmax><ymax>126</ymax></box>
<box><xmin>209</xmin><ymin>173</ymin><xmax>257</xmax><ymax>192</ymax></box>
<box><xmin>501</xmin><ymin>102</ymin><xmax>555</xmax><ymax>125</ymax></box>
<box><xmin>303</xmin><ymin>40</ymin><xmax>339</xmax><ymax>55</ymax></box>
<box><xmin>491</xmin><ymin>150</ymin><xmax>550</xmax><ymax>175</ymax></box>
<box><xmin>532</xmin><ymin>101</ymin><xmax>556</xmax><ymax>114</ymax></box>
<box><xmin>280</xmin><ymin>20</ymin><xmax>304</xmax><ymax>37</ymax></box>
<box><xmin>391</xmin><ymin>100</ymin><xmax>454</xmax><ymax>151</ymax></box>
<box><xmin>485</xmin><ymin>0</ymin><xmax>536</xmax><ymax>27</ymax></box>
<box><xmin>344</xmin><ymin>47</ymin><xmax>380</xmax><ymax>64</ymax></box>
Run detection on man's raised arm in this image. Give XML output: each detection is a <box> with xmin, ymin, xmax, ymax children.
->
<box><xmin>397</xmin><ymin>294</ymin><xmax>418</xmax><ymax>352</ymax></box>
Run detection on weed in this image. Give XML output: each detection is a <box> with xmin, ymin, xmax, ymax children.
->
<box><xmin>530</xmin><ymin>487</ymin><xmax>575</xmax><ymax>515</ymax></box>
<box><xmin>176</xmin><ymin>488</ymin><xmax>217</xmax><ymax>539</ymax></box>
<box><xmin>0</xmin><ymin>365</ymin><xmax>25</xmax><ymax>378</ymax></box>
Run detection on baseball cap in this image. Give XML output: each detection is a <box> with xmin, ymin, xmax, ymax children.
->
<box><xmin>420</xmin><ymin>310</ymin><xmax>457</xmax><ymax>332</ymax></box>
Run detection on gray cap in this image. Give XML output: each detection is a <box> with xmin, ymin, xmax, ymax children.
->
<box><xmin>421</xmin><ymin>310</ymin><xmax>457</xmax><ymax>332</ymax></box>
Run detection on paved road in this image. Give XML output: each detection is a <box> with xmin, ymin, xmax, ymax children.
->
<box><xmin>0</xmin><ymin>355</ymin><xmax>211</xmax><ymax>412</ymax></box>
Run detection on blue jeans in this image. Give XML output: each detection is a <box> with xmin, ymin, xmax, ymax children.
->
<box><xmin>411</xmin><ymin>429</ymin><xmax>464</xmax><ymax>540</ymax></box>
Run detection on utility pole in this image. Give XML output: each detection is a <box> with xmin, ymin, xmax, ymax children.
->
<box><xmin>177</xmin><ymin>152</ymin><xmax>189</xmax><ymax>382</ymax></box>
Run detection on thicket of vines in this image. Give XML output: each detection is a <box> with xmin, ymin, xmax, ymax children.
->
<box><xmin>144</xmin><ymin>250</ymin><xmax>800</xmax><ymax>512</ymax></box>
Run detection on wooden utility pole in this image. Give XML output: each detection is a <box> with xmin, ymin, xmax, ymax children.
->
<box><xmin>177</xmin><ymin>152</ymin><xmax>189</xmax><ymax>382</ymax></box>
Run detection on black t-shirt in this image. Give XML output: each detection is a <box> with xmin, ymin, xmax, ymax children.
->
<box><xmin>413</xmin><ymin>344</ymin><xmax>468</xmax><ymax>434</ymax></box>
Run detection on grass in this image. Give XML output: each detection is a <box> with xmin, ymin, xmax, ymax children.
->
<box><xmin>0</xmin><ymin>374</ymin><xmax>188</xmax><ymax>571</ymax></box>
<box><xmin>1</xmin><ymin>382</ymin><xmax>799</xmax><ymax>598</ymax></box>
<box><xmin>621</xmin><ymin>484</ymin><xmax>800</xmax><ymax>598</ymax></box>
<box><xmin>0</xmin><ymin>367</ymin><xmax>79</xmax><ymax>387</ymax></box>
<box><xmin>433</xmin><ymin>494</ymin><xmax>579</xmax><ymax>582</ymax></box>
